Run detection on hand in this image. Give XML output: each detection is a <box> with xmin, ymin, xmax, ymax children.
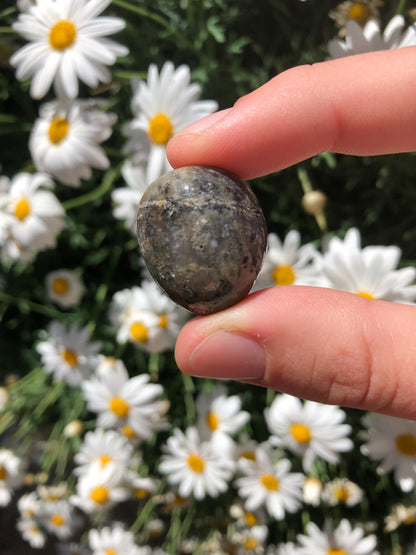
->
<box><xmin>167</xmin><ymin>47</ymin><xmax>416</xmax><ymax>420</ymax></box>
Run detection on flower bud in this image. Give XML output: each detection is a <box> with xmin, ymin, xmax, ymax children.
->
<box><xmin>63</xmin><ymin>419</ymin><xmax>83</xmax><ymax>438</ymax></box>
<box><xmin>301</xmin><ymin>190</ymin><xmax>327</xmax><ymax>216</ymax></box>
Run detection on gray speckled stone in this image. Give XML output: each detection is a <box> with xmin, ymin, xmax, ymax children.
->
<box><xmin>136</xmin><ymin>166</ymin><xmax>267</xmax><ymax>315</ymax></box>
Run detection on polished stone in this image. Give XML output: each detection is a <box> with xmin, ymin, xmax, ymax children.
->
<box><xmin>136</xmin><ymin>166</ymin><xmax>267</xmax><ymax>315</ymax></box>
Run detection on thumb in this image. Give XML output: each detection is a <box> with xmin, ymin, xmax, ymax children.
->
<box><xmin>175</xmin><ymin>286</ymin><xmax>416</xmax><ymax>419</ymax></box>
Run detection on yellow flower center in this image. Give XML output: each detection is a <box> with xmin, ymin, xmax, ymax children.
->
<box><xmin>335</xmin><ymin>487</ymin><xmax>350</xmax><ymax>503</ymax></box>
<box><xmin>99</xmin><ymin>455</ymin><xmax>112</xmax><ymax>467</ymax></box>
<box><xmin>30</xmin><ymin>525</ymin><xmax>41</xmax><ymax>534</ymax></box>
<box><xmin>109</xmin><ymin>397</ymin><xmax>130</xmax><ymax>418</ymax></box>
<box><xmin>52</xmin><ymin>277</ymin><xmax>70</xmax><ymax>295</ymax></box>
<box><xmin>129</xmin><ymin>322</ymin><xmax>148</xmax><ymax>343</ymax></box>
<box><xmin>105</xmin><ymin>550</ymin><xmax>117</xmax><ymax>555</ymax></box>
<box><xmin>347</xmin><ymin>3</ymin><xmax>371</xmax><ymax>25</ymax></box>
<box><xmin>61</xmin><ymin>349</ymin><xmax>78</xmax><ymax>366</ymax></box>
<box><xmin>135</xmin><ymin>488</ymin><xmax>149</xmax><ymax>499</ymax></box>
<box><xmin>14</xmin><ymin>198</ymin><xmax>31</xmax><ymax>221</ymax></box>
<box><xmin>327</xmin><ymin>550</ymin><xmax>347</xmax><ymax>555</ymax></box>
<box><xmin>187</xmin><ymin>453</ymin><xmax>205</xmax><ymax>473</ymax></box>
<box><xmin>206</xmin><ymin>411</ymin><xmax>219</xmax><ymax>431</ymax></box>
<box><xmin>90</xmin><ymin>485</ymin><xmax>109</xmax><ymax>504</ymax></box>
<box><xmin>148</xmin><ymin>113</ymin><xmax>174</xmax><ymax>145</ymax></box>
<box><xmin>244</xmin><ymin>511</ymin><xmax>258</xmax><ymax>526</ymax></box>
<box><xmin>158</xmin><ymin>314</ymin><xmax>168</xmax><ymax>328</ymax></box>
<box><xmin>272</xmin><ymin>264</ymin><xmax>296</xmax><ymax>286</ymax></box>
<box><xmin>244</xmin><ymin>537</ymin><xmax>258</xmax><ymax>550</ymax></box>
<box><xmin>260</xmin><ymin>473</ymin><xmax>279</xmax><ymax>491</ymax></box>
<box><xmin>48</xmin><ymin>116</ymin><xmax>70</xmax><ymax>144</ymax></box>
<box><xmin>290</xmin><ymin>423</ymin><xmax>312</xmax><ymax>443</ymax></box>
<box><xmin>50</xmin><ymin>514</ymin><xmax>65</xmax><ymax>526</ymax></box>
<box><xmin>396</xmin><ymin>433</ymin><xmax>416</xmax><ymax>457</ymax></box>
<box><xmin>174</xmin><ymin>494</ymin><xmax>188</xmax><ymax>506</ymax></box>
<box><xmin>240</xmin><ymin>450</ymin><xmax>256</xmax><ymax>461</ymax></box>
<box><xmin>0</xmin><ymin>466</ymin><xmax>7</xmax><ymax>480</ymax></box>
<box><xmin>49</xmin><ymin>20</ymin><xmax>76</xmax><ymax>50</ymax></box>
<box><xmin>356</xmin><ymin>290</ymin><xmax>375</xmax><ymax>299</ymax></box>
<box><xmin>122</xmin><ymin>425</ymin><xmax>136</xmax><ymax>438</ymax></box>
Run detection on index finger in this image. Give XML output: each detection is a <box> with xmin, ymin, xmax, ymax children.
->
<box><xmin>167</xmin><ymin>47</ymin><xmax>416</xmax><ymax>180</ymax></box>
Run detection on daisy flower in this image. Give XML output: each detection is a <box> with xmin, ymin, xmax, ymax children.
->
<box><xmin>230</xmin><ymin>503</ymin><xmax>267</xmax><ymax>529</ymax></box>
<box><xmin>71</xmin><ymin>463</ymin><xmax>128</xmax><ymax>514</ymax></box>
<box><xmin>361</xmin><ymin>412</ymin><xmax>416</xmax><ymax>492</ymax></box>
<box><xmin>126</xmin><ymin>472</ymin><xmax>157</xmax><ymax>501</ymax></box>
<box><xmin>89</xmin><ymin>524</ymin><xmax>141</xmax><ymax>555</ymax></box>
<box><xmin>123</xmin><ymin>61</ymin><xmax>218</xmax><ymax>183</ymax></box>
<box><xmin>252</xmin><ymin>231</ymin><xmax>324</xmax><ymax>292</ymax></box>
<box><xmin>329</xmin><ymin>0</ymin><xmax>383</xmax><ymax>35</ymax></box>
<box><xmin>74</xmin><ymin>428</ymin><xmax>136</xmax><ymax>478</ymax></box>
<box><xmin>231</xmin><ymin>524</ymin><xmax>269</xmax><ymax>554</ymax></box>
<box><xmin>37</xmin><ymin>482</ymin><xmax>68</xmax><ymax>503</ymax></box>
<box><xmin>297</xmin><ymin>519</ymin><xmax>378</xmax><ymax>555</ymax></box>
<box><xmin>234</xmin><ymin>435</ymin><xmax>261</xmax><ymax>464</ymax></box>
<box><xmin>321</xmin><ymin>227</ymin><xmax>416</xmax><ymax>302</ymax></box>
<box><xmin>10</xmin><ymin>0</ymin><xmax>128</xmax><ymax>99</ymax></box>
<box><xmin>159</xmin><ymin>426</ymin><xmax>236</xmax><ymax>500</ymax></box>
<box><xmin>17</xmin><ymin>0</ymin><xmax>36</xmax><ymax>12</ymax></box>
<box><xmin>384</xmin><ymin>504</ymin><xmax>416</xmax><ymax>532</ymax></box>
<box><xmin>0</xmin><ymin>449</ymin><xmax>25</xmax><ymax>506</ymax></box>
<box><xmin>274</xmin><ymin>542</ymin><xmax>299</xmax><ymax>555</ymax></box>
<box><xmin>235</xmin><ymin>447</ymin><xmax>304</xmax><ymax>520</ymax></box>
<box><xmin>29</xmin><ymin>99</ymin><xmax>116</xmax><ymax>187</ymax></box>
<box><xmin>265</xmin><ymin>394</ymin><xmax>353</xmax><ymax>473</ymax></box>
<box><xmin>195</xmin><ymin>383</ymin><xmax>250</xmax><ymax>442</ymax></box>
<box><xmin>323</xmin><ymin>477</ymin><xmax>363</xmax><ymax>507</ymax></box>
<box><xmin>302</xmin><ymin>476</ymin><xmax>323</xmax><ymax>506</ymax></box>
<box><xmin>328</xmin><ymin>15</ymin><xmax>416</xmax><ymax>59</ymax></box>
<box><xmin>36</xmin><ymin>320</ymin><xmax>102</xmax><ymax>387</ymax></box>
<box><xmin>111</xmin><ymin>160</ymin><xmax>149</xmax><ymax>235</ymax></box>
<box><xmin>17</xmin><ymin>518</ymin><xmax>46</xmax><ymax>549</ymax></box>
<box><xmin>0</xmin><ymin>172</ymin><xmax>65</xmax><ymax>253</ymax></box>
<box><xmin>109</xmin><ymin>281</ymin><xmax>188</xmax><ymax>353</ymax></box>
<box><xmin>81</xmin><ymin>360</ymin><xmax>168</xmax><ymax>441</ymax></box>
<box><xmin>41</xmin><ymin>499</ymin><xmax>73</xmax><ymax>539</ymax></box>
<box><xmin>17</xmin><ymin>491</ymin><xmax>42</xmax><ymax>521</ymax></box>
<box><xmin>45</xmin><ymin>268</ymin><xmax>85</xmax><ymax>308</ymax></box>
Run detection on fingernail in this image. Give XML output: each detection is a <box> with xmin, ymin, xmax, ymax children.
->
<box><xmin>188</xmin><ymin>331</ymin><xmax>266</xmax><ymax>379</ymax></box>
<box><xmin>176</xmin><ymin>108</ymin><xmax>232</xmax><ymax>136</ymax></box>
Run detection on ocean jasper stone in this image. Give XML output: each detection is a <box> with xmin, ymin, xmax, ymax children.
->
<box><xmin>136</xmin><ymin>166</ymin><xmax>267</xmax><ymax>315</ymax></box>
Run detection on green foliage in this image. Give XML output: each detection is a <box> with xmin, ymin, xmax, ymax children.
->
<box><xmin>1</xmin><ymin>0</ymin><xmax>416</xmax><ymax>553</ymax></box>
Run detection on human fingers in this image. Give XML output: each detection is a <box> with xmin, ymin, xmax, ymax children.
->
<box><xmin>167</xmin><ymin>47</ymin><xmax>416</xmax><ymax>180</ymax></box>
<box><xmin>175</xmin><ymin>285</ymin><xmax>416</xmax><ymax>420</ymax></box>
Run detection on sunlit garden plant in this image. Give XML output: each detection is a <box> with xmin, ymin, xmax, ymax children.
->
<box><xmin>1</xmin><ymin>1</ymin><xmax>416</xmax><ymax>553</ymax></box>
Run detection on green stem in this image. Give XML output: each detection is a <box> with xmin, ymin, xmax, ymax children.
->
<box><xmin>297</xmin><ymin>167</ymin><xmax>313</xmax><ymax>194</ymax></box>
<box><xmin>62</xmin><ymin>165</ymin><xmax>121</xmax><ymax>210</ymax></box>
<box><xmin>149</xmin><ymin>353</ymin><xmax>160</xmax><ymax>381</ymax></box>
<box><xmin>395</xmin><ymin>0</ymin><xmax>407</xmax><ymax>14</ymax></box>
<box><xmin>112</xmin><ymin>0</ymin><xmax>171</xmax><ymax>28</ymax></box>
<box><xmin>182</xmin><ymin>373</ymin><xmax>195</xmax><ymax>425</ymax></box>
<box><xmin>111</xmin><ymin>0</ymin><xmax>190</xmax><ymax>47</ymax></box>
<box><xmin>0</xmin><ymin>8</ymin><xmax>16</xmax><ymax>18</ymax></box>
<box><xmin>32</xmin><ymin>381</ymin><xmax>65</xmax><ymax>420</ymax></box>
<box><xmin>0</xmin><ymin>291</ymin><xmax>67</xmax><ymax>321</ymax></box>
<box><xmin>129</xmin><ymin>482</ymin><xmax>163</xmax><ymax>533</ymax></box>
<box><xmin>297</xmin><ymin>166</ymin><xmax>328</xmax><ymax>233</ymax></box>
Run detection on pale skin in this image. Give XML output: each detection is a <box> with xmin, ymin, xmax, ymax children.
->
<box><xmin>167</xmin><ymin>47</ymin><xmax>416</xmax><ymax>420</ymax></box>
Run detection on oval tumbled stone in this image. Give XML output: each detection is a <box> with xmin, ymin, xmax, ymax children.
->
<box><xmin>136</xmin><ymin>166</ymin><xmax>267</xmax><ymax>315</ymax></box>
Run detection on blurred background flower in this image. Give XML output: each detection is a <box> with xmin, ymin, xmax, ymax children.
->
<box><xmin>1</xmin><ymin>1</ymin><xmax>416</xmax><ymax>553</ymax></box>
